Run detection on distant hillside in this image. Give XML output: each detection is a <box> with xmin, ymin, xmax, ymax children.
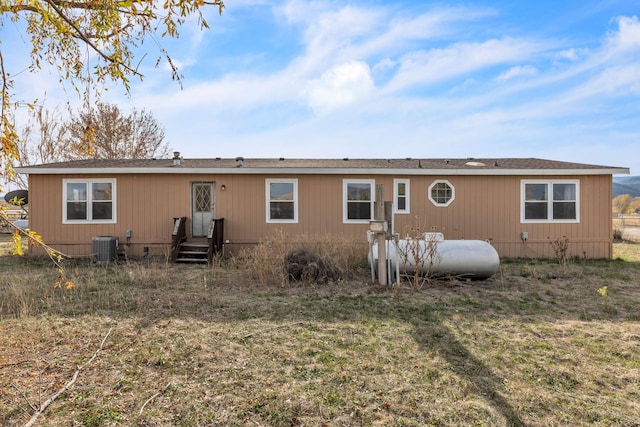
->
<box><xmin>613</xmin><ymin>176</ymin><xmax>640</xmax><ymax>198</ymax></box>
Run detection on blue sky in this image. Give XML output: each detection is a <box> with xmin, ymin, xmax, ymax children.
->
<box><xmin>5</xmin><ymin>0</ymin><xmax>640</xmax><ymax>174</ymax></box>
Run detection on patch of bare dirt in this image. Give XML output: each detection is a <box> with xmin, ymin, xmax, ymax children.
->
<box><xmin>622</xmin><ymin>226</ymin><xmax>640</xmax><ymax>242</ymax></box>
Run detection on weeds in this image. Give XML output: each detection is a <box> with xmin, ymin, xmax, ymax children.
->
<box><xmin>597</xmin><ymin>285</ymin><xmax>609</xmax><ymax>303</ymax></box>
<box><xmin>613</xmin><ymin>226</ymin><xmax>623</xmax><ymax>240</ymax></box>
<box><xmin>233</xmin><ymin>229</ymin><xmax>367</xmax><ymax>286</ymax></box>
<box><xmin>550</xmin><ymin>236</ymin><xmax>570</xmax><ymax>265</ymax></box>
<box><xmin>597</xmin><ymin>285</ymin><xmax>618</xmax><ymax>316</ymax></box>
<box><xmin>1</xmin><ymin>242</ymin><xmax>640</xmax><ymax>426</ymax></box>
<box><xmin>284</xmin><ymin>247</ymin><xmax>342</xmax><ymax>283</ymax></box>
<box><xmin>396</xmin><ymin>221</ymin><xmax>440</xmax><ymax>289</ymax></box>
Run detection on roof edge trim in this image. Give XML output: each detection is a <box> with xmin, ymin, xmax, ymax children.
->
<box><xmin>15</xmin><ymin>166</ymin><xmax>631</xmax><ymax>176</ymax></box>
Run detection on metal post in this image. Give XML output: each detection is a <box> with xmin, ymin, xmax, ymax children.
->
<box><xmin>375</xmin><ymin>185</ymin><xmax>387</xmax><ymax>285</ymax></box>
<box><xmin>377</xmin><ymin>233</ymin><xmax>387</xmax><ymax>285</ymax></box>
<box><xmin>367</xmin><ymin>231</ymin><xmax>376</xmax><ymax>283</ymax></box>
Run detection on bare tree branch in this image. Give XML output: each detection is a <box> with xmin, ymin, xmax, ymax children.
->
<box><xmin>43</xmin><ymin>0</ymin><xmax>142</xmax><ymax>77</ymax></box>
<box><xmin>242</xmin><ymin>322</ymin><xmax>304</xmax><ymax>341</ymax></box>
<box><xmin>139</xmin><ymin>383</ymin><xmax>172</xmax><ymax>416</ymax></box>
<box><xmin>23</xmin><ymin>327</ymin><xmax>113</xmax><ymax>427</ymax></box>
<box><xmin>10</xmin><ymin>383</ymin><xmax>37</xmax><ymax>413</ymax></box>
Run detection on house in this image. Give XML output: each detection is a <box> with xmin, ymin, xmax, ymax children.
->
<box><xmin>16</xmin><ymin>156</ymin><xmax>629</xmax><ymax>261</ymax></box>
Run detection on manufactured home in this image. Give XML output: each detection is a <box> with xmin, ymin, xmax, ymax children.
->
<box><xmin>16</xmin><ymin>156</ymin><xmax>629</xmax><ymax>261</ymax></box>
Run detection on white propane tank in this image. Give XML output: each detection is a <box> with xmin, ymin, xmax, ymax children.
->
<box><xmin>370</xmin><ymin>237</ymin><xmax>500</xmax><ymax>280</ymax></box>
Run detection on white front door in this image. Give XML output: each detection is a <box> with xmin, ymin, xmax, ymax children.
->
<box><xmin>191</xmin><ymin>182</ymin><xmax>215</xmax><ymax>237</ymax></box>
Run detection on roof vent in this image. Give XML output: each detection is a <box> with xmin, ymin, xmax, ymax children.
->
<box><xmin>173</xmin><ymin>151</ymin><xmax>182</xmax><ymax>166</ymax></box>
<box><xmin>343</xmin><ymin>158</ymin><xmax>349</xmax><ymax>161</ymax></box>
<box><xmin>279</xmin><ymin>157</ymin><xmax>285</xmax><ymax>161</ymax></box>
<box><xmin>235</xmin><ymin>157</ymin><xmax>244</xmax><ymax>167</ymax></box>
<box><xmin>465</xmin><ymin>161</ymin><xmax>486</xmax><ymax>167</ymax></box>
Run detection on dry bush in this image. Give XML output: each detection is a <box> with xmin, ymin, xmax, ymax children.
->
<box><xmin>233</xmin><ymin>229</ymin><xmax>367</xmax><ymax>286</ymax></box>
<box><xmin>396</xmin><ymin>220</ymin><xmax>441</xmax><ymax>289</ymax></box>
<box><xmin>232</xmin><ymin>229</ymin><xmax>292</xmax><ymax>286</ymax></box>
<box><xmin>613</xmin><ymin>226</ymin><xmax>624</xmax><ymax>241</ymax></box>
<box><xmin>550</xmin><ymin>236</ymin><xmax>570</xmax><ymax>265</ymax></box>
<box><xmin>284</xmin><ymin>247</ymin><xmax>342</xmax><ymax>283</ymax></box>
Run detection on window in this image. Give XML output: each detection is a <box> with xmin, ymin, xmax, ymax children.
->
<box><xmin>343</xmin><ymin>179</ymin><xmax>375</xmax><ymax>223</ymax></box>
<box><xmin>394</xmin><ymin>179</ymin><xmax>410</xmax><ymax>214</ymax></box>
<box><xmin>428</xmin><ymin>180</ymin><xmax>455</xmax><ymax>207</ymax></box>
<box><xmin>63</xmin><ymin>179</ymin><xmax>116</xmax><ymax>223</ymax></box>
<box><xmin>521</xmin><ymin>180</ymin><xmax>579</xmax><ymax>223</ymax></box>
<box><xmin>266</xmin><ymin>179</ymin><xmax>298</xmax><ymax>223</ymax></box>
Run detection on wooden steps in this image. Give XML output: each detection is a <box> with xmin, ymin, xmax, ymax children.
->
<box><xmin>171</xmin><ymin>217</ymin><xmax>224</xmax><ymax>264</ymax></box>
<box><xmin>175</xmin><ymin>242</ymin><xmax>209</xmax><ymax>263</ymax></box>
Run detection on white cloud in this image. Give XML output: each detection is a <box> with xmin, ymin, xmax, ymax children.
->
<box><xmin>384</xmin><ymin>38</ymin><xmax>544</xmax><ymax>93</ymax></box>
<box><xmin>133</xmin><ymin>70</ymin><xmax>304</xmax><ymax>114</ymax></box>
<box><xmin>449</xmin><ymin>78</ymin><xmax>478</xmax><ymax>94</ymax></box>
<box><xmin>496</xmin><ymin>65</ymin><xmax>538</xmax><ymax>81</ymax></box>
<box><xmin>294</xmin><ymin>5</ymin><xmax>382</xmax><ymax>73</ymax></box>
<box><xmin>538</xmin><ymin>15</ymin><xmax>640</xmax><ymax>104</ymax></box>
<box><xmin>373</xmin><ymin>58</ymin><xmax>396</xmax><ymax>73</ymax></box>
<box><xmin>304</xmin><ymin>61</ymin><xmax>375</xmax><ymax>113</ymax></box>
<box><xmin>279</xmin><ymin>0</ymin><xmax>325</xmax><ymax>25</ymax></box>
<box><xmin>607</xmin><ymin>15</ymin><xmax>640</xmax><ymax>51</ymax></box>
<box><xmin>563</xmin><ymin>64</ymin><xmax>640</xmax><ymax>101</ymax></box>
<box><xmin>555</xmin><ymin>48</ymin><xmax>582</xmax><ymax>62</ymax></box>
<box><xmin>339</xmin><ymin>6</ymin><xmax>496</xmax><ymax>62</ymax></box>
<box><xmin>278</xmin><ymin>2</ymin><xmax>496</xmax><ymax>78</ymax></box>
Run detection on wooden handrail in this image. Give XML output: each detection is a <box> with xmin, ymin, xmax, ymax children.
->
<box><xmin>171</xmin><ymin>217</ymin><xmax>187</xmax><ymax>262</ymax></box>
<box><xmin>207</xmin><ymin>218</ymin><xmax>224</xmax><ymax>263</ymax></box>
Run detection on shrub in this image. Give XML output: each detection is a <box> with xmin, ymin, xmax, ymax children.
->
<box><xmin>233</xmin><ymin>230</ymin><xmax>367</xmax><ymax>286</ymax></box>
<box><xmin>550</xmin><ymin>236</ymin><xmax>569</xmax><ymax>265</ymax></box>
<box><xmin>613</xmin><ymin>226</ymin><xmax>623</xmax><ymax>241</ymax></box>
<box><xmin>284</xmin><ymin>247</ymin><xmax>342</xmax><ymax>283</ymax></box>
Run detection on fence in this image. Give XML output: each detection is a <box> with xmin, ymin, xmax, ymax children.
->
<box><xmin>0</xmin><ymin>210</ymin><xmax>26</xmax><ymax>233</ymax></box>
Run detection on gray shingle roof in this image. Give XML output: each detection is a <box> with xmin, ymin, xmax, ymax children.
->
<box><xmin>15</xmin><ymin>157</ymin><xmax>629</xmax><ymax>175</ymax></box>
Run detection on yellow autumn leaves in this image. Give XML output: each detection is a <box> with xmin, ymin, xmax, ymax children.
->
<box><xmin>6</xmin><ymin>215</ymin><xmax>74</xmax><ymax>290</ymax></box>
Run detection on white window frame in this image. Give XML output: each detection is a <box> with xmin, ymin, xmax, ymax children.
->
<box><xmin>63</xmin><ymin>178</ymin><xmax>117</xmax><ymax>224</ymax></box>
<box><xmin>428</xmin><ymin>179</ymin><xmax>455</xmax><ymax>207</ymax></box>
<box><xmin>265</xmin><ymin>178</ymin><xmax>298</xmax><ymax>223</ymax></box>
<box><xmin>343</xmin><ymin>179</ymin><xmax>375</xmax><ymax>224</ymax></box>
<box><xmin>520</xmin><ymin>179</ymin><xmax>580</xmax><ymax>223</ymax></box>
<box><xmin>394</xmin><ymin>178</ymin><xmax>410</xmax><ymax>214</ymax></box>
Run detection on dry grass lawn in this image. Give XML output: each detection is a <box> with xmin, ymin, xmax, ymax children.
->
<box><xmin>1</xmin><ymin>237</ymin><xmax>639</xmax><ymax>426</ymax></box>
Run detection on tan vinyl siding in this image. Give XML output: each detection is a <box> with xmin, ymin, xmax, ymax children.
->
<box><xmin>27</xmin><ymin>172</ymin><xmax>614</xmax><ymax>259</ymax></box>
<box><xmin>396</xmin><ymin>176</ymin><xmax>612</xmax><ymax>258</ymax></box>
<box><xmin>31</xmin><ymin>174</ymin><xmax>199</xmax><ymax>257</ymax></box>
<box><xmin>389</xmin><ymin>174</ymin><xmax>612</xmax><ymax>258</ymax></box>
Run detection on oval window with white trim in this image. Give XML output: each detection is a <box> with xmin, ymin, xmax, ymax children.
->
<box><xmin>428</xmin><ymin>180</ymin><xmax>455</xmax><ymax>207</ymax></box>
